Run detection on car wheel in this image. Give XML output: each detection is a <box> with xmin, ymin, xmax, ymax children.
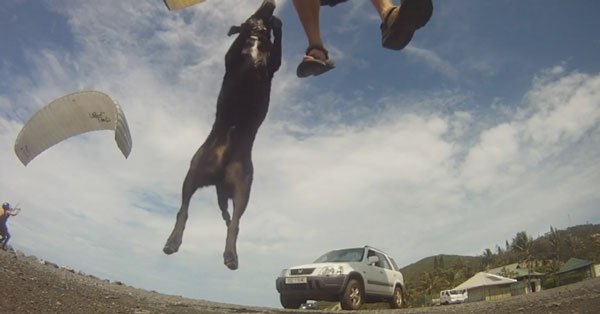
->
<box><xmin>389</xmin><ymin>285</ymin><xmax>404</xmax><ymax>309</ymax></box>
<box><xmin>340</xmin><ymin>279</ymin><xmax>363</xmax><ymax>310</ymax></box>
<box><xmin>279</xmin><ymin>295</ymin><xmax>304</xmax><ymax>309</ymax></box>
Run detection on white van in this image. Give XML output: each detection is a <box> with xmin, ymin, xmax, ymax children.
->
<box><xmin>440</xmin><ymin>289</ymin><xmax>468</xmax><ymax>305</ymax></box>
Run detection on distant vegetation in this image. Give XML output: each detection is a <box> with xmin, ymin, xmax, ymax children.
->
<box><xmin>400</xmin><ymin>224</ymin><xmax>600</xmax><ymax>307</ymax></box>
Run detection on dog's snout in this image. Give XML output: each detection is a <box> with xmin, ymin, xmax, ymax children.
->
<box><xmin>253</xmin><ymin>0</ymin><xmax>275</xmax><ymax>20</ymax></box>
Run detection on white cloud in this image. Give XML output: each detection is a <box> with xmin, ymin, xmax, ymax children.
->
<box><xmin>405</xmin><ymin>45</ymin><xmax>459</xmax><ymax>79</ymax></box>
<box><xmin>461</xmin><ymin>123</ymin><xmax>520</xmax><ymax>192</ymax></box>
<box><xmin>524</xmin><ymin>69</ymin><xmax>600</xmax><ymax>148</ymax></box>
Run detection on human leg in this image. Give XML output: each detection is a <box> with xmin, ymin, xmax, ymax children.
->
<box><xmin>292</xmin><ymin>0</ymin><xmax>335</xmax><ymax>77</ymax></box>
<box><xmin>0</xmin><ymin>224</ymin><xmax>7</xmax><ymax>245</ymax></box>
<box><xmin>292</xmin><ymin>0</ymin><xmax>324</xmax><ymax>56</ymax></box>
<box><xmin>372</xmin><ymin>0</ymin><xmax>433</xmax><ymax>50</ymax></box>
<box><xmin>1</xmin><ymin>229</ymin><xmax>9</xmax><ymax>249</ymax></box>
<box><xmin>371</xmin><ymin>0</ymin><xmax>395</xmax><ymax>20</ymax></box>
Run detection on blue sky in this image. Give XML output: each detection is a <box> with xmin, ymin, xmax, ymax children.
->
<box><xmin>1</xmin><ymin>0</ymin><xmax>599</xmax><ymax>308</ymax></box>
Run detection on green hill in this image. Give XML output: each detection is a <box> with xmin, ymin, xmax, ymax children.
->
<box><xmin>400</xmin><ymin>254</ymin><xmax>482</xmax><ymax>284</ymax></box>
<box><xmin>397</xmin><ymin>223</ymin><xmax>600</xmax><ymax>307</ymax></box>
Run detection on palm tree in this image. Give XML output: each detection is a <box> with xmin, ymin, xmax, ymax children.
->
<box><xmin>547</xmin><ymin>226</ymin><xmax>561</xmax><ymax>261</ymax></box>
<box><xmin>441</xmin><ymin>269</ymin><xmax>457</xmax><ymax>290</ymax></box>
<box><xmin>482</xmin><ymin>248</ymin><xmax>494</xmax><ymax>270</ymax></box>
<box><xmin>563</xmin><ymin>233</ymin><xmax>584</xmax><ymax>257</ymax></box>
<box><xmin>495</xmin><ymin>244</ymin><xmax>505</xmax><ymax>255</ymax></box>
<box><xmin>511</xmin><ymin>231</ymin><xmax>533</xmax><ymax>259</ymax></box>
<box><xmin>511</xmin><ymin>231</ymin><xmax>534</xmax><ymax>293</ymax></box>
<box><xmin>491</xmin><ymin>244</ymin><xmax>506</xmax><ymax>266</ymax></box>
<box><xmin>546</xmin><ymin>225</ymin><xmax>562</xmax><ymax>273</ymax></box>
<box><xmin>419</xmin><ymin>271</ymin><xmax>449</xmax><ymax>295</ymax></box>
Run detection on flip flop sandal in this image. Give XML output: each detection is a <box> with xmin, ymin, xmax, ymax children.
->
<box><xmin>296</xmin><ymin>45</ymin><xmax>335</xmax><ymax>78</ymax></box>
<box><xmin>381</xmin><ymin>0</ymin><xmax>433</xmax><ymax>50</ymax></box>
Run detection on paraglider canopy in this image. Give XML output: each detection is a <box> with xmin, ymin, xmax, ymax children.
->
<box><xmin>164</xmin><ymin>0</ymin><xmax>206</xmax><ymax>11</ymax></box>
<box><xmin>14</xmin><ymin>91</ymin><xmax>133</xmax><ymax>166</ymax></box>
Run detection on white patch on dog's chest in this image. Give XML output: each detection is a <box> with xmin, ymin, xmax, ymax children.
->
<box><xmin>249</xmin><ymin>36</ymin><xmax>260</xmax><ymax>60</ymax></box>
<box><xmin>243</xmin><ymin>36</ymin><xmax>267</xmax><ymax>66</ymax></box>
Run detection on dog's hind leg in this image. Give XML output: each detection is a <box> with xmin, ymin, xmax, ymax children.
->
<box><xmin>216</xmin><ymin>183</ymin><xmax>231</xmax><ymax>226</ymax></box>
<box><xmin>222</xmin><ymin>162</ymin><xmax>253</xmax><ymax>270</ymax></box>
<box><xmin>163</xmin><ymin>169</ymin><xmax>201</xmax><ymax>255</ymax></box>
<box><xmin>164</xmin><ymin>146</ymin><xmax>220</xmax><ymax>255</ymax></box>
<box><xmin>163</xmin><ymin>128</ymin><xmax>232</xmax><ymax>255</ymax></box>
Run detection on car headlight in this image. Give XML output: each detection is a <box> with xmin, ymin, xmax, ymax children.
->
<box><xmin>320</xmin><ymin>266</ymin><xmax>344</xmax><ymax>276</ymax></box>
<box><xmin>280</xmin><ymin>269</ymin><xmax>289</xmax><ymax>277</ymax></box>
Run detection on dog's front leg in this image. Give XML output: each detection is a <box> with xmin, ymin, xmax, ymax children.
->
<box><xmin>268</xmin><ymin>16</ymin><xmax>282</xmax><ymax>76</ymax></box>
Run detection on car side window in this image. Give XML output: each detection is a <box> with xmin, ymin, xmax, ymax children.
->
<box><xmin>367</xmin><ymin>250</ymin><xmax>377</xmax><ymax>266</ymax></box>
<box><xmin>389</xmin><ymin>257</ymin><xmax>399</xmax><ymax>271</ymax></box>
<box><xmin>375</xmin><ymin>252</ymin><xmax>392</xmax><ymax>270</ymax></box>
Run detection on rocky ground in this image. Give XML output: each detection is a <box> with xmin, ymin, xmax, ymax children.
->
<box><xmin>1</xmin><ymin>247</ymin><xmax>599</xmax><ymax>314</ymax></box>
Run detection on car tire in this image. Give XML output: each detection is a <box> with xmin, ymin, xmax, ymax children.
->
<box><xmin>280</xmin><ymin>295</ymin><xmax>304</xmax><ymax>309</ymax></box>
<box><xmin>389</xmin><ymin>285</ymin><xmax>404</xmax><ymax>309</ymax></box>
<box><xmin>340</xmin><ymin>279</ymin><xmax>363</xmax><ymax>310</ymax></box>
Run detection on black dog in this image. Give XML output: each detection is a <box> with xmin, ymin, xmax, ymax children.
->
<box><xmin>163</xmin><ymin>0</ymin><xmax>281</xmax><ymax>270</ymax></box>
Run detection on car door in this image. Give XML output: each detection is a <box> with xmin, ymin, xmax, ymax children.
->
<box><xmin>363</xmin><ymin>249</ymin><xmax>389</xmax><ymax>295</ymax></box>
<box><xmin>375</xmin><ymin>252</ymin><xmax>396</xmax><ymax>296</ymax></box>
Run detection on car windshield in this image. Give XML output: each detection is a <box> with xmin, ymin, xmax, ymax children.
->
<box><xmin>314</xmin><ymin>248</ymin><xmax>364</xmax><ymax>263</ymax></box>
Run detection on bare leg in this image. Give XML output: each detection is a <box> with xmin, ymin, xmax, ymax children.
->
<box><xmin>292</xmin><ymin>0</ymin><xmax>326</xmax><ymax>59</ymax></box>
<box><xmin>293</xmin><ymin>0</ymin><xmax>337</xmax><ymax>77</ymax></box>
<box><xmin>371</xmin><ymin>0</ymin><xmax>396</xmax><ymax>21</ymax></box>
<box><xmin>0</xmin><ymin>230</ymin><xmax>8</xmax><ymax>249</ymax></box>
<box><xmin>375</xmin><ymin>0</ymin><xmax>434</xmax><ymax>50</ymax></box>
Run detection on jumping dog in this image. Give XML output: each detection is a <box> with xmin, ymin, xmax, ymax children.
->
<box><xmin>163</xmin><ymin>0</ymin><xmax>282</xmax><ymax>270</ymax></box>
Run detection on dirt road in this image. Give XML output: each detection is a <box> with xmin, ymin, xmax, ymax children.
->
<box><xmin>1</xmin><ymin>247</ymin><xmax>598</xmax><ymax>314</ymax></box>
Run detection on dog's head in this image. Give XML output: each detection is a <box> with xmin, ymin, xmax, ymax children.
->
<box><xmin>228</xmin><ymin>0</ymin><xmax>282</xmax><ymax>72</ymax></box>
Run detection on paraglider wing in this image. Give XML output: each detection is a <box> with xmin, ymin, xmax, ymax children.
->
<box><xmin>14</xmin><ymin>91</ymin><xmax>133</xmax><ymax>166</ymax></box>
<box><xmin>164</xmin><ymin>0</ymin><xmax>206</xmax><ymax>11</ymax></box>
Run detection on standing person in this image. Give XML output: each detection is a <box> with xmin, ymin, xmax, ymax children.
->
<box><xmin>293</xmin><ymin>0</ymin><xmax>433</xmax><ymax>77</ymax></box>
<box><xmin>1</xmin><ymin>202</ymin><xmax>21</xmax><ymax>249</ymax></box>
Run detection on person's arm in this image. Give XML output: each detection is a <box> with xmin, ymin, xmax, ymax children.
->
<box><xmin>8</xmin><ymin>208</ymin><xmax>21</xmax><ymax>216</ymax></box>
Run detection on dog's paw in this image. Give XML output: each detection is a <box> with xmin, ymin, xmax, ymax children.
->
<box><xmin>223</xmin><ymin>251</ymin><xmax>238</xmax><ymax>270</ymax></box>
<box><xmin>163</xmin><ymin>237</ymin><xmax>182</xmax><ymax>255</ymax></box>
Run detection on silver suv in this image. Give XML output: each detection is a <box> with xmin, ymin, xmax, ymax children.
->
<box><xmin>276</xmin><ymin>246</ymin><xmax>405</xmax><ymax>310</ymax></box>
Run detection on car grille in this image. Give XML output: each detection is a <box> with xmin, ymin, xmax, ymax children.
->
<box><xmin>291</xmin><ymin>268</ymin><xmax>315</xmax><ymax>275</ymax></box>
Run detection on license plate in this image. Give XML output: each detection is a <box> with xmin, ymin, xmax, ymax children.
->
<box><xmin>285</xmin><ymin>277</ymin><xmax>307</xmax><ymax>284</ymax></box>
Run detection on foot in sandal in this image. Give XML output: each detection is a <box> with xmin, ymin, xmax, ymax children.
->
<box><xmin>296</xmin><ymin>45</ymin><xmax>335</xmax><ymax>78</ymax></box>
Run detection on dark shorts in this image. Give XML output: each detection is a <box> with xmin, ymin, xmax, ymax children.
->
<box><xmin>321</xmin><ymin>0</ymin><xmax>349</xmax><ymax>7</ymax></box>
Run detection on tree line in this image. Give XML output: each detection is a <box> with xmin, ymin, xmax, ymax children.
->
<box><xmin>404</xmin><ymin>224</ymin><xmax>600</xmax><ymax>307</ymax></box>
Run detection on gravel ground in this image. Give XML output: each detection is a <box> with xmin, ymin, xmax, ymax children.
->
<box><xmin>1</xmin><ymin>247</ymin><xmax>599</xmax><ymax>314</ymax></box>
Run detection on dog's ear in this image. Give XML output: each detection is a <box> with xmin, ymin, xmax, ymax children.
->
<box><xmin>227</xmin><ymin>25</ymin><xmax>241</xmax><ymax>36</ymax></box>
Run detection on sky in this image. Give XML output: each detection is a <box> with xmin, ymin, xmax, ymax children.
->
<box><xmin>1</xmin><ymin>0</ymin><xmax>599</xmax><ymax>308</ymax></box>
